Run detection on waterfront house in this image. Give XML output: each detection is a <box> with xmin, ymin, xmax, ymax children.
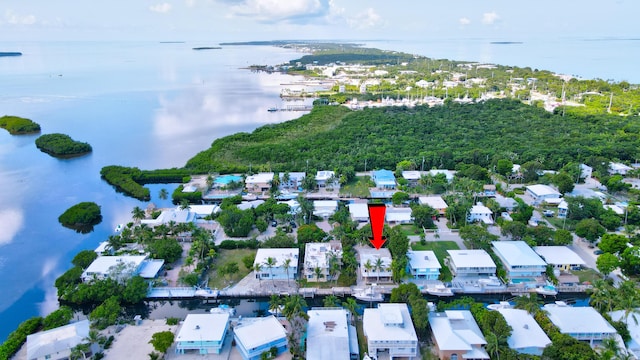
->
<box><xmin>279</xmin><ymin>171</ymin><xmax>306</xmax><ymax>190</ymax></box>
<box><xmin>609</xmin><ymin>162</ymin><xmax>633</xmax><ymax>175</ymax></box>
<box><xmin>525</xmin><ymin>184</ymin><xmax>561</xmax><ymax>203</ymax></box>
<box><xmin>428</xmin><ymin>169</ymin><xmax>455</xmax><ymax>182</ymax></box>
<box><xmin>363</xmin><ymin>303</ymin><xmax>419</xmax><ymax>360</ymax></box>
<box><xmin>233</xmin><ymin>316</ymin><xmax>288</xmax><ymax>360</ymax></box>
<box><xmin>372</xmin><ymin>169</ymin><xmax>396</xmax><ymax>189</ymax></box>
<box><xmin>315</xmin><ymin>170</ymin><xmax>336</xmax><ymax>188</ymax></box>
<box><xmin>492</xmin><ymin>241</ymin><xmax>547</xmax><ymax>286</ymax></box>
<box><xmin>534</xmin><ymin>246</ymin><xmax>586</xmax><ymax>272</ymax></box>
<box><xmin>386</xmin><ymin>207</ymin><xmax>413</xmax><ymax>224</ymax></box>
<box><xmin>81</xmin><ymin>255</ymin><xmax>164</xmax><ymax>282</ymax></box>
<box><xmin>27</xmin><ymin>320</ymin><xmax>91</xmax><ymax>360</ymax></box>
<box><xmin>253</xmin><ymin>248</ymin><xmax>299</xmax><ymax>280</ymax></box>
<box><xmin>245</xmin><ymin>172</ymin><xmax>274</xmax><ymax>193</ymax></box>
<box><xmin>141</xmin><ymin>207</ymin><xmax>197</xmax><ymax>227</ymax></box>
<box><xmin>348</xmin><ymin>202</ymin><xmax>370</xmax><ymax>222</ymax></box>
<box><xmin>406</xmin><ymin>250</ymin><xmax>441</xmax><ymax>280</ymax></box>
<box><xmin>428</xmin><ymin>310</ymin><xmax>489</xmax><ymax>360</ymax></box>
<box><xmin>418</xmin><ymin>196</ymin><xmax>448</xmax><ymax>215</ymax></box>
<box><xmin>307</xmin><ymin>308</ymin><xmax>359</xmax><ymax>360</ymax></box>
<box><xmin>304</xmin><ymin>242</ymin><xmax>342</xmax><ymax>282</ymax></box>
<box><xmin>543</xmin><ymin>304</ymin><xmax>617</xmax><ymax>347</ymax></box>
<box><xmin>175</xmin><ymin>313</ymin><xmax>230</xmax><ymax>355</ymax></box>
<box><xmin>609</xmin><ymin>309</ymin><xmax>640</xmax><ymax>359</ymax></box>
<box><xmin>360</xmin><ymin>248</ymin><xmax>392</xmax><ymax>283</ymax></box>
<box><xmin>496</xmin><ymin>309</ymin><xmax>551</xmax><ymax>356</ymax></box>
<box><xmin>401</xmin><ymin>171</ymin><xmax>421</xmax><ymax>186</ymax></box>
<box><xmin>447</xmin><ymin>250</ymin><xmax>496</xmax><ymax>277</ymax></box>
<box><xmin>482</xmin><ymin>184</ymin><xmax>496</xmax><ymax>197</ymax></box>
<box><xmin>313</xmin><ymin>200</ymin><xmax>338</xmax><ymax>218</ymax></box>
<box><xmin>467</xmin><ymin>202</ymin><xmax>493</xmax><ymax>224</ymax></box>
<box><xmin>237</xmin><ymin>199</ymin><xmax>265</xmax><ymax>211</ymax></box>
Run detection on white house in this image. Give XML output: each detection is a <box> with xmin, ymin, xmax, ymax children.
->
<box><xmin>467</xmin><ymin>202</ymin><xmax>493</xmax><ymax>224</ymax></box>
<box><xmin>315</xmin><ymin>170</ymin><xmax>336</xmax><ymax>187</ymax></box>
<box><xmin>233</xmin><ymin>316</ymin><xmax>288</xmax><ymax>360</ymax></box>
<box><xmin>304</xmin><ymin>242</ymin><xmax>342</xmax><ymax>282</ymax></box>
<box><xmin>418</xmin><ymin>196</ymin><xmax>448</xmax><ymax>215</ymax></box>
<box><xmin>496</xmin><ymin>309</ymin><xmax>551</xmax><ymax>356</ymax></box>
<box><xmin>279</xmin><ymin>172</ymin><xmax>306</xmax><ymax>190</ymax></box>
<box><xmin>307</xmin><ymin>308</ymin><xmax>358</xmax><ymax>360</ymax></box>
<box><xmin>363</xmin><ymin>303</ymin><xmax>419</xmax><ymax>360</ymax></box>
<box><xmin>406</xmin><ymin>250</ymin><xmax>441</xmax><ymax>280</ymax></box>
<box><xmin>580</xmin><ymin>164</ymin><xmax>593</xmax><ymax>179</ymax></box>
<box><xmin>254</xmin><ymin>248</ymin><xmax>299</xmax><ymax>280</ymax></box>
<box><xmin>609</xmin><ymin>309</ymin><xmax>640</xmax><ymax>359</ymax></box>
<box><xmin>494</xmin><ymin>196</ymin><xmax>518</xmax><ymax>211</ymax></box>
<box><xmin>557</xmin><ymin>199</ymin><xmax>569</xmax><ymax>219</ymax></box>
<box><xmin>543</xmin><ymin>304</ymin><xmax>617</xmax><ymax>346</ymax></box>
<box><xmin>81</xmin><ymin>255</ymin><xmax>163</xmax><ymax>282</ymax></box>
<box><xmin>526</xmin><ymin>184</ymin><xmax>562</xmax><ymax>202</ymax></box>
<box><xmin>534</xmin><ymin>246</ymin><xmax>586</xmax><ymax>272</ymax></box>
<box><xmin>609</xmin><ymin>162</ymin><xmax>633</xmax><ymax>175</ymax></box>
<box><xmin>386</xmin><ymin>207</ymin><xmax>413</xmax><ymax>224</ymax></box>
<box><xmin>372</xmin><ymin>169</ymin><xmax>396</xmax><ymax>189</ymax></box>
<box><xmin>401</xmin><ymin>171</ymin><xmax>422</xmax><ymax>185</ymax></box>
<box><xmin>348</xmin><ymin>202</ymin><xmax>370</xmax><ymax>222</ymax></box>
<box><xmin>447</xmin><ymin>250</ymin><xmax>497</xmax><ymax>277</ymax></box>
<box><xmin>237</xmin><ymin>200</ymin><xmax>265</xmax><ymax>211</ymax></box>
<box><xmin>428</xmin><ymin>169</ymin><xmax>455</xmax><ymax>182</ymax></box>
<box><xmin>175</xmin><ymin>313</ymin><xmax>230</xmax><ymax>354</ymax></box>
<box><xmin>245</xmin><ymin>172</ymin><xmax>274</xmax><ymax>193</ymax></box>
<box><xmin>27</xmin><ymin>320</ymin><xmax>91</xmax><ymax>360</ymax></box>
<box><xmin>492</xmin><ymin>241</ymin><xmax>547</xmax><ymax>285</ymax></box>
<box><xmin>141</xmin><ymin>208</ymin><xmax>197</xmax><ymax>226</ymax></box>
<box><xmin>429</xmin><ymin>310</ymin><xmax>489</xmax><ymax>360</ymax></box>
<box><xmin>360</xmin><ymin>248</ymin><xmax>393</xmax><ymax>283</ymax></box>
<box><xmin>313</xmin><ymin>200</ymin><xmax>338</xmax><ymax>218</ymax></box>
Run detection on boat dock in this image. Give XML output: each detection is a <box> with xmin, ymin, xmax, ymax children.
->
<box><xmin>267</xmin><ymin>105</ymin><xmax>313</xmax><ymax>112</ymax></box>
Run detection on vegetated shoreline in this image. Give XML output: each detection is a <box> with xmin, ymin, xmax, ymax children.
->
<box><xmin>0</xmin><ymin>52</ymin><xmax>22</xmax><ymax>57</ymax></box>
<box><xmin>0</xmin><ymin>115</ymin><xmax>41</xmax><ymax>135</ymax></box>
<box><xmin>35</xmin><ymin>133</ymin><xmax>93</xmax><ymax>159</ymax></box>
<box><xmin>192</xmin><ymin>46</ymin><xmax>222</xmax><ymax>50</ymax></box>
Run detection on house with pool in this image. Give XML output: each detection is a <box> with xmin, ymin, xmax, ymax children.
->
<box><xmin>492</xmin><ymin>241</ymin><xmax>547</xmax><ymax>286</ymax></box>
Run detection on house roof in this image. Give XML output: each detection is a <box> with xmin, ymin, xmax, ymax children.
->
<box><xmin>142</xmin><ymin>208</ymin><xmax>197</xmax><ymax>225</ymax></box>
<box><xmin>138</xmin><ymin>259</ymin><xmax>165</xmax><ymax>278</ymax></box>
<box><xmin>188</xmin><ymin>205</ymin><xmax>221</xmax><ymax>217</ymax></box>
<box><xmin>372</xmin><ymin>169</ymin><xmax>396</xmax><ymax>185</ymax></box>
<box><xmin>418</xmin><ymin>196</ymin><xmax>448</xmax><ymax>209</ymax></box>
<box><xmin>407</xmin><ymin>250</ymin><xmax>441</xmax><ymax>270</ymax></box>
<box><xmin>348</xmin><ymin>203</ymin><xmax>369</xmax><ymax>219</ymax></box>
<box><xmin>494</xmin><ymin>196</ymin><xmax>518</xmax><ymax>208</ymax></box>
<box><xmin>492</xmin><ymin>241</ymin><xmax>546</xmax><ymax>267</ymax></box>
<box><xmin>305</xmin><ymin>242</ymin><xmax>342</xmax><ymax>269</ymax></box>
<box><xmin>534</xmin><ymin>246</ymin><xmax>586</xmax><ymax>266</ymax></box>
<box><xmin>469</xmin><ymin>203</ymin><xmax>492</xmax><ymax>215</ymax></box>
<box><xmin>314</xmin><ymin>200</ymin><xmax>338</xmax><ymax>217</ymax></box>
<box><xmin>609</xmin><ymin>309</ymin><xmax>640</xmax><ymax>354</ymax></box>
<box><xmin>544</xmin><ymin>306</ymin><xmax>617</xmax><ymax>335</ymax></box>
<box><xmin>245</xmin><ymin>172</ymin><xmax>274</xmax><ymax>184</ymax></box>
<box><xmin>360</xmin><ymin>248</ymin><xmax>392</xmax><ymax>276</ymax></box>
<box><xmin>402</xmin><ymin>171</ymin><xmax>421</xmax><ymax>180</ymax></box>
<box><xmin>497</xmin><ymin>309</ymin><xmax>551</xmax><ymax>350</ymax></box>
<box><xmin>428</xmin><ymin>311</ymin><xmax>487</xmax><ymax>353</ymax></box>
<box><xmin>83</xmin><ymin>255</ymin><xmax>147</xmax><ymax>277</ymax></box>
<box><xmin>447</xmin><ymin>250</ymin><xmax>496</xmax><ymax>269</ymax></box>
<box><xmin>280</xmin><ymin>172</ymin><xmax>306</xmax><ymax>181</ymax></box>
<box><xmin>307</xmin><ymin>309</ymin><xmax>351</xmax><ymax>360</ymax></box>
<box><xmin>234</xmin><ymin>316</ymin><xmax>287</xmax><ymax>350</ymax></box>
<box><xmin>177</xmin><ymin>314</ymin><xmax>229</xmax><ymax>343</ymax></box>
<box><xmin>254</xmin><ymin>248</ymin><xmax>299</xmax><ymax>268</ymax></box>
<box><xmin>27</xmin><ymin>320</ymin><xmax>90</xmax><ymax>360</ymax></box>
<box><xmin>315</xmin><ymin>170</ymin><xmax>335</xmax><ymax>181</ymax></box>
<box><xmin>526</xmin><ymin>184</ymin><xmax>561</xmax><ymax>198</ymax></box>
<box><xmin>363</xmin><ymin>304</ymin><xmax>417</xmax><ymax>342</ymax></box>
<box><xmin>428</xmin><ymin>169</ymin><xmax>454</xmax><ymax>181</ymax></box>
<box><xmin>386</xmin><ymin>207</ymin><xmax>412</xmax><ymax>222</ymax></box>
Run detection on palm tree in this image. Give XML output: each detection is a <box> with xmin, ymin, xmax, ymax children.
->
<box><xmin>179</xmin><ymin>199</ymin><xmax>191</xmax><ymax>211</ymax></box>
<box><xmin>269</xmin><ymin>295</ymin><xmax>283</xmax><ymax>317</ymax></box>
<box><xmin>297</xmin><ymin>195</ymin><xmax>313</xmax><ymax>224</ymax></box>
<box><xmin>70</xmin><ymin>343</ymin><xmax>90</xmax><ymax>360</ymax></box>
<box><xmin>374</xmin><ymin>257</ymin><xmax>384</xmax><ymax>282</ymax></box>
<box><xmin>270</xmin><ymin>172</ymin><xmax>281</xmax><ymax>194</ymax></box>
<box><xmin>323</xmin><ymin>295</ymin><xmax>339</xmax><ymax>307</ymax></box>
<box><xmin>363</xmin><ymin>260</ymin><xmax>374</xmax><ymax>284</ymax></box>
<box><xmin>131</xmin><ymin>206</ymin><xmax>145</xmax><ymax>224</ymax></box>
<box><xmin>485</xmin><ymin>332</ymin><xmax>501</xmax><ymax>360</ymax></box>
<box><xmin>615</xmin><ymin>280</ymin><xmax>640</xmax><ymax>324</ymax></box>
<box><xmin>158</xmin><ymin>188</ymin><xmax>168</xmax><ymax>200</ymax></box>
<box><xmin>328</xmin><ymin>254</ymin><xmax>340</xmax><ymax>285</ymax></box>
<box><xmin>313</xmin><ymin>266</ymin><xmax>323</xmax><ymax>286</ymax></box>
<box><xmin>264</xmin><ymin>257</ymin><xmax>277</xmax><ymax>287</ymax></box>
<box><xmin>282</xmin><ymin>258</ymin><xmax>292</xmax><ymax>286</ymax></box>
<box><xmin>514</xmin><ymin>293</ymin><xmax>543</xmax><ymax>315</ymax></box>
<box><xmin>342</xmin><ymin>298</ymin><xmax>359</xmax><ymax>324</ymax></box>
<box><xmin>253</xmin><ymin>263</ymin><xmax>263</xmax><ymax>288</ymax></box>
<box><xmin>282</xmin><ymin>295</ymin><xmax>308</xmax><ymax>321</ymax></box>
<box><xmin>589</xmin><ymin>279</ymin><xmax>616</xmax><ymax>313</ymax></box>
<box><xmin>282</xmin><ymin>172</ymin><xmax>291</xmax><ymax>189</ymax></box>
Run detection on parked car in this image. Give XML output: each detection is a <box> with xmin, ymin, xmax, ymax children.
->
<box><xmin>271</xmin><ymin>220</ymin><xmax>277</xmax><ymax>227</ymax></box>
<box><xmin>543</xmin><ymin>210</ymin><xmax>554</xmax><ymax>217</ymax></box>
<box><xmin>594</xmin><ymin>249</ymin><xmax>603</xmax><ymax>255</ymax></box>
<box><xmin>290</xmin><ymin>221</ymin><xmax>297</xmax><ymax>228</ymax></box>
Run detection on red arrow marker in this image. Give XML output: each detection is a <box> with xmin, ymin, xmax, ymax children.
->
<box><xmin>368</xmin><ymin>203</ymin><xmax>387</xmax><ymax>249</ymax></box>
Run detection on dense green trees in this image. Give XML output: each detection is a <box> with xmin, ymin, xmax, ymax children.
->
<box><xmin>0</xmin><ymin>317</ymin><xmax>43</xmax><ymax>359</ymax></box>
<box><xmin>100</xmin><ymin>166</ymin><xmax>192</xmax><ymax>201</ymax></box>
<box><xmin>147</xmin><ymin>237</ymin><xmax>183</xmax><ymax>263</ymax></box>
<box><xmin>72</xmin><ymin>250</ymin><xmax>98</xmax><ymax>269</ymax></box>
<box><xmin>0</xmin><ymin>115</ymin><xmax>40</xmax><ymax>134</ymax></box>
<box><xmin>35</xmin><ymin>133</ymin><xmax>92</xmax><ymax>157</ymax></box>
<box><xmin>58</xmin><ymin>202</ymin><xmax>102</xmax><ymax>233</ymax></box>
<box><xmin>149</xmin><ymin>331</ymin><xmax>175</xmax><ymax>354</ymax></box>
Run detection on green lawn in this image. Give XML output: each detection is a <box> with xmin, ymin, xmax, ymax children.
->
<box><xmin>207</xmin><ymin>249</ymin><xmax>256</xmax><ymax>289</ymax></box>
<box><xmin>571</xmin><ymin>268</ymin><xmax>602</xmax><ymax>284</ymax></box>
<box><xmin>397</xmin><ymin>224</ymin><xmax>422</xmax><ymax>237</ymax></box>
<box><xmin>340</xmin><ymin>176</ymin><xmax>374</xmax><ymax>198</ymax></box>
<box><xmin>411</xmin><ymin>241</ymin><xmax>460</xmax><ymax>282</ymax></box>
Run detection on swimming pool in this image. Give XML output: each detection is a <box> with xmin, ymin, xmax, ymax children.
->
<box><xmin>215</xmin><ymin>174</ymin><xmax>242</xmax><ymax>185</ymax></box>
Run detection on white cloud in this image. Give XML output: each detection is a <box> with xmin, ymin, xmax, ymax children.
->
<box><xmin>150</xmin><ymin>3</ymin><xmax>173</xmax><ymax>13</ymax></box>
<box><xmin>0</xmin><ymin>208</ymin><xmax>24</xmax><ymax>246</ymax></box>
<box><xmin>185</xmin><ymin>0</ymin><xmax>197</xmax><ymax>7</ymax></box>
<box><xmin>346</xmin><ymin>8</ymin><xmax>383</xmax><ymax>29</ymax></box>
<box><xmin>4</xmin><ymin>10</ymin><xmax>36</xmax><ymax>25</ymax></box>
<box><xmin>459</xmin><ymin>17</ymin><xmax>471</xmax><ymax>26</ymax></box>
<box><xmin>228</xmin><ymin>0</ymin><xmax>327</xmax><ymax>22</ymax></box>
<box><xmin>482</xmin><ymin>11</ymin><xmax>500</xmax><ymax>25</ymax></box>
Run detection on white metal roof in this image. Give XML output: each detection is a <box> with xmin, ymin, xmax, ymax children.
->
<box><xmin>402</xmin><ymin>171</ymin><xmax>421</xmax><ymax>180</ymax></box>
<box><xmin>428</xmin><ymin>311</ymin><xmax>487</xmax><ymax>353</ymax></box>
<box><xmin>385</xmin><ymin>207</ymin><xmax>412</xmax><ymax>222</ymax></box>
<box><xmin>418</xmin><ymin>196</ymin><xmax>448</xmax><ymax>209</ymax></box>
<box><xmin>245</xmin><ymin>172</ymin><xmax>274</xmax><ymax>184</ymax></box>
<box><xmin>469</xmin><ymin>203</ymin><xmax>492</xmax><ymax>215</ymax></box>
<box><xmin>315</xmin><ymin>170</ymin><xmax>335</xmax><ymax>181</ymax></box>
<box><xmin>138</xmin><ymin>259</ymin><xmax>165</xmax><ymax>278</ymax></box>
<box><xmin>307</xmin><ymin>309</ymin><xmax>350</xmax><ymax>360</ymax></box>
<box><xmin>348</xmin><ymin>203</ymin><xmax>369</xmax><ymax>219</ymax></box>
<box><xmin>363</xmin><ymin>304</ymin><xmax>417</xmax><ymax>342</ymax></box>
<box><xmin>305</xmin><ymin>242</ymin><xmax>342</xmax><ymax>269</ymax></box>
<box><xmin>83</xmin><ymin>255</ymin><xmax>146</xmax><ymax>277</ymax></box>
<box><xmin>176</xmin><ymin>313</ymin><xmax>229</xmax><ymax>343</ymax></box>
<box><xmin>234</xmin><ymin>316</ymin><xmax>287</xmax><ymax>351</ymax></box>
<box><xmin>526</xmin><ymin>184</ymin><xmax>561</xmax><ymax>197</ymax></box>
<box><xmin>544</xmin><ymin>306</ymin><xmax>617</xmax><ymax>335</ymax></box>
<box><xmin>492</xmin><ymin>241</ymin><xmax>546</xmax><ymax>267</ymax></box>
<box><xmin>254</xmin><ymin>248</ymin><xmax>299</xmax><ymax>268</ymax></box>
<box><xmin>407</xmin><ymin>250</ymin><xmax>441</xmax><ymax>270</ymax></box>
<box><xmin>534</xmin><ymin>246</ymin><xmax>586</xmax><ymax>266</ymax></box>
<box><xmin>27</xmin><ymin>320</ymin><xmax>90</xmax><ymax>360</ymax></box>
<box><xmin>447</xmin><ymin>250</ymin><xmax>496</xmax><ymax>269</ymax></box>
<box><xmin>497</xmin><ymin>309</ymin><xmax>551</xmax><ymax>350</ymax></box>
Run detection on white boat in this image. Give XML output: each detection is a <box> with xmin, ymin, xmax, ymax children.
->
<box><xmin>114</xmin><ymin>224</ymin><xmax>123</xmax><ymax>232</ymax></box>
<box><xmin>210</xmin><ymin>304</ymin><xmax>235</xmax><ymax>316</ymax></box>
<box><xmin>478</xmin><ymin>276</ymin><xmax>503</xmax><ymax>287</ymax></box>
<box><xmin>353</xmin><ymin>286</ymin><xmax>384</xmax><ymax>302</ymax></box>
<box><xmin>487</xmin><ymin>301</ymin><xmax>513</xmax><ymax>310</ymax></box>
<box><xmin>426</xmin><ymin>284</ymin><xmax>454</xmax><ymax>297</ymax></box>
<box><xmin>535</xmin><ymin>284</ymin><xmax>558</xmax><ymax>296</ymax></box>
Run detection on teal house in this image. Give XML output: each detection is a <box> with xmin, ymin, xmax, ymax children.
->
<box><xmin>175</xmin><ymin>313</ymin><xmax>230</xmax><ymax>355</ymax></box>
<box><xmin>234</xmin><ymin>316</ymin><xmax>288</xmax><ymax>360</ymax></box>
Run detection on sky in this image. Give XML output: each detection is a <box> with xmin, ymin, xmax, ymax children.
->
<box><xmin>0</xmin><ymin>0</ymin><xmax>638</xmax><ymax>42</ymax></box>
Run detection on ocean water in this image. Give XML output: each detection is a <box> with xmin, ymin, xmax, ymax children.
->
<box><xmin>0</xmin><ymin>37</ymin><xmax>635</xmax><ymax>342</ymax></box>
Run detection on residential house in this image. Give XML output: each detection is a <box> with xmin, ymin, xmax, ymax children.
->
<box><xmin>492</xmin><ymin>241</ymin><xmax>547</xmax><ymax>286</ymax></box>
<box><xmin>609</xmin><ymin>162</ymin><xmax>633</xmax><ymax>175</ymax></box>
<box><xmin>467</xmin><ymin>202</ymin><xmax>493</xmax><ymax>224</ymax></box>
<box><xmin>428</xmin><ymin>169</ymin><xmax>455</xmax><ymax>182</ymax></box>
<box><xmin>307</xmin><ymin>308</ymin><xmax>359</xmax><ymax>360</ymax></box>
<box><xmin>278</xmin><ymin>199</ymin><xmax>300</xmax><ymax>214</ymax></box>
<box><xmin>245</xmin><ymin>172</ymin><xmax>274</xmax><ymax>193</ymax></box>
<box><xmin>237</xmin><ymin>200</ymin><xmax>265</xmax><ymax>211</ymax></box>
<box><xmin>525</xmin><ymin>184</ymin><xmax>562</xmax><ymax>203</ymax></box>
<box><xmin>360</xmin><ymin>248</ymin><xmax>392</xmax><ymax>283</ymax></box>
<box><xmin>141</xmin><ymin>207</ymin><xmax>197</xmax><ymax>227</ymax></box>
<box><xmin>557</xmin><ymin>199</ymin><xmax>569</xmax><ymax>219</ymax></box>
<box><xmin>386</xmin><ymin>207</ymin><xmax>413</xmax><ymax>224</ymax></box>
<box><xmin>429</xmin><ymin>310</ymin><xmax>489</xmax><ymax>360</ymax></box>
<box><xmin>233</xmin><ymin>316</ymin><xmax>288</xmax><ymax>360</ymax></box>
<box><xmin>496</xmin><ymin>309</ymin><xmax>551</xmax><ymax>356</ymax></box>
<box><xmin>313</xmin><ymin>200</ymin><xmax>338</xmax><ymax>218</ymax></box>
<box><xmin>482</xmin><ymin>184</ymin><xmax>496</xmax><ymax>197</ymax></box>
<box><xmin>175</xmin><ymin>313</ymin><xmax>230</xmax><ymax>354</ymax></box>
<box><xmin>406</xmin><ymin>250</ymin><xmax>441</xmax><ymax>280</ymax></box>
<box><xmin>348</xmin><ymin>202</ymin><xmax>369</xmax><ymax>222</ymax></box>
<box><xmin>81</xmin><ymin>255</ymin><xmax>164</xmax><ymax>282</ymax></box>
<box><xmin>609</xmin><ymin>309</ymin><xmax>640</xmax><ymax>359</ymax></box>
<box><xmin>534</xmin><ymin>246</ymin><xmax>586</xmax><ymax>272</ymax></box>
<box><xmin>279</xmin><ymin>172</ymin><xmax>306</xmax><ymax>190</ymax></box>
<box><xmin>372</xmin><ymin>169</ymin><xmax>396</xmax><ymax>189</ymax></box>
<box><xmin>304</xmin><ymin>242</ymin><xmax>343</xmax><ymax>282</ymax></box>
<box><xmin>27</xmin><ymin>320</ymin><xmax>91</xmax><ymax>360</ymax></box>
<box><xmin>494</xmin><ymin>195</ymin><xmax>518</xmax><ymax>211</ymax></box>
<box><xmin>402</xmin><ymin>171</ymin><xmax>422</xmax><ymax>186</ymax></box>
<box><xmin>253</xmin><ymin>248</ymin><xmax>299</xmax><ymax>280</ymax></box>
<box><xmin>447</xmin><ymin>250</ymin><xmax>497</xmax><ymax>278</ymax></box>
<box><xmin>418</xmin><ymin>196</ymin><xmax>448</xmax><ymax>215</ymax></box>
<box><xmin>316</xmin><ymin>170</ymin><xmax>336</xmax><ymax>188</ymax></box>
<box><xmin>580</xmin><ymin>164</ymin><xmax>593</xmax><ymax>179</ymax></box>
<box><xmin>544</xmin><ymin>304</ymin><xmax>617</xmax><ymax>346</ymax></box>
<box><xmin>363</xmin><ymin>303</ymin><xmax>419</xmax><ymax>360</ymax></box>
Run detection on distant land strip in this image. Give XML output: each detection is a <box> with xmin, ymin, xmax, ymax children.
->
<box><xmin>0</xmin><ymin>52</ymin><xmax>22</xmax><ymax>57</ymax></box>
<box><xmin>193</xmin><ymin>47</ymin><xmax>222</xmax><ymax>50</ymax></box>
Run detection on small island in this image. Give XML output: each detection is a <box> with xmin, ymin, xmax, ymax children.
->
<box><xmin>0</xmin><ymin>115</ymin><xmax>41</xmax><ymax>135</ymax></box>
<box><xmin>192</xmin><ymin>47</ymin><xmax>222</xmax><ymax>50</ymax></box>
<box><xmin>35</xmin><ymin>133</ymin><xmax>92</xmax><ymax>158</ymax></box>
<box><xmin>58</xmin><ymin>202</ymin><xmax>102</xmax><ymax>233</ymax></box>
